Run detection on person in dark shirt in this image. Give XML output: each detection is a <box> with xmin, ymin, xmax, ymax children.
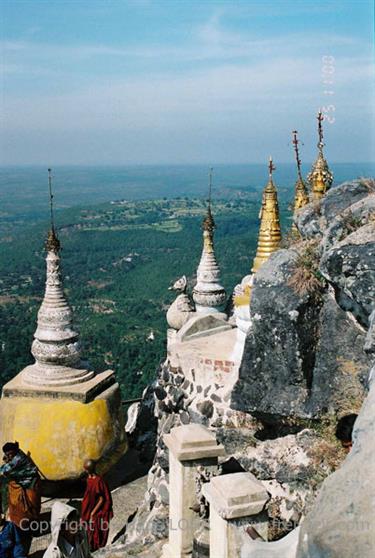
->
<box><xmin>0</xmin><ymin>442</ymin><xmax>41</xmax><ymax>553</ymax></box>
<box><xmin>335</xmin><ymin>414</ymin><xmax>358</xmax><ymax>453</ymax></box>
<box><xmin>0</xmin><ymin>513</ymin><xmax>27</xmax><ymax>558</ymax></box>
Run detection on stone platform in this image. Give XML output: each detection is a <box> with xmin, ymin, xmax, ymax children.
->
<box><xmin>0</xmin><ymin>371</ymin><xmax>127</xmax><ymax>481</ymax></box>
<box><xmin>2</xmin><ymin>369</ymin><xmax>115</xmax><ymax>402</ymax></box>
<box><xmin>169</xmin><ymin>326</ymin><xmax>240</xmax><ymax>385</ymax></box>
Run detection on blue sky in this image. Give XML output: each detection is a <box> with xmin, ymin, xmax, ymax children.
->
<box><xmin>1</xmin><ymin>0</ymin><xmax>374</xmax><ymax>164</ymax></box>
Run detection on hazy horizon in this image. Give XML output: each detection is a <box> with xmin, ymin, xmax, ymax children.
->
<box><xmin>1</xmin><ymin>160</ymin><xmax>375</xmax><ymax>168</ymax></box>
<box><xmin>1</xmin><ymin>163</ymin><xmax>374</xmax><ymax>227</ymax></box>
<box><xmin>1</xmin><ymin>0</ymin><xmax>374</xmax><ymax>165</ymax></box>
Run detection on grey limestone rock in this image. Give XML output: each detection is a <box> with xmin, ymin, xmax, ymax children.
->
<box><xmin>231</xmin><ymin>250</ymin><xmax>325</xmax><ymax>419</ymax></box>
<box><xmin>232</xmin><ymin>182</ymin><xmax>374</xmax><ymax>420</ymax></box>
<box><xmin>364</xmin><ymin>310</ymin><xmax>375</xmax><ymax>353</ymax></box>
<box><xmin>295</xmin><ymin>180</ymin><xmax>372</xmax><ymax>239</ymax></box>
<box><xmin>196</xmin><ymin>399</ymin><xmax>214</xmax><ymax>418</ymax></box>
<box><xmin>125</xmin><ymin>384</ymin><xmax>157</xmax><ymax>464</ymax></box>
<box><xmin>320</xmin><ymin>223</ymin><xmax>375</xmax><ymax>328</ymax></box>
<box><xmin>297</xmin><ymin>367</ymin><xmax>375</xmax><ymax>558</ymax></box>
<box><xmin>321</xmin><ymin>193</ymin><xmax>375</xmax><ymax>254</ymax></box>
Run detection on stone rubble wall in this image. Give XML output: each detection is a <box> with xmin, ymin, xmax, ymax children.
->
<box><xmin>123</xmin><ymin>351</ymin><xmax>248</xmax><ymax>551</ymax></box>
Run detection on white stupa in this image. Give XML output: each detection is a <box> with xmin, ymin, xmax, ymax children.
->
<box><xmin>193</xmin><ymin>169</ymin><xmax>226</xmax><ymax>315</ymax></box>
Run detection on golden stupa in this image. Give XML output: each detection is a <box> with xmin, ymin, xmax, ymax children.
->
<box><xmin>307</xmin><ymin>111</ymin><xmax>333</xmax><ymax>201</ymax></box>
<box><xmin>252</xmin><ymin>157</ymin><xmax>282</xmax><ymax>273</ymax></box>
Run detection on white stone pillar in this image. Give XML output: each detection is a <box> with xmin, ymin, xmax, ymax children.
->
<box><xmin>162</xmin><ymin>424</ymin><xmax>225</xmax><ymax>558</ymax></box>
<box><xmin>202</xmin><ymin>472</ymin><xmax>269</xmax><ymax>558</ymax></box>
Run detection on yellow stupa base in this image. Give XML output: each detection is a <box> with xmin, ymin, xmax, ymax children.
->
<box><xmin>252</xmin><ymin>236</ymin><xmax>281</xmax><ymax>273</ymax></box>
<box><xmin>0</xmin><ymin>372</ymin><xmax>127</xmax><ymax>481</ymax></box>
<box><xmin>233</xmin><ymin>284</ymin><xmax>252</xmax><ymax>307</ymax></box>
<box><xmin>291</xmin><ymin>223</ymin><xmax>302</xmax><ymax>236</ymax></box>
<box><xmin>252</xmin><ymin>253</ymin><xmax>276</xmax><ymax>273</ymax></box>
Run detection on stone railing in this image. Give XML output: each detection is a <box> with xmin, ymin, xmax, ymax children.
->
<box><xmin>202</xmin><ymin>472</ymin><xmax>269</xmax><ymax>558</ymax></box>
<box><xmin>162</xmin><ymin>424</ymin><xmax>225</xmax><ymax>557</ymax></box>
<box><xmin>161</xmin><ymin>424</ymin><xmax>276</xmax><ymax>558</ymax></box>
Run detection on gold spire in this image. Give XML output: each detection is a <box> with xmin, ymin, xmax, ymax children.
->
<box><xmin>307</xmin><ymin>111</ymin><xmax>333</xmax><ymax>201</ymax></box>
<box><xmin>291</xmin><ymin>131</ymin><xmax>309</xmax><ymax>233</ymax></box>
<box><xmin>45</xmin><ymin>168</ymin><xmax>60</xmax><ymax>253</ymax></box>
<box><xmin>252</xmin><ymin>157</ymin><xmax>282</xmax><ymax>273</ymax></box>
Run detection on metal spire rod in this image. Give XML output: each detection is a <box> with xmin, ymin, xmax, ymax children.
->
<box><xmin>268</xmin><ymin>156</ymin><xmax>276</xmax><ymax>178</ymax></box>
<box><xmin>46</xmin><ymin>168</ymin><xmax>60</xmax><ymax>253</ymax></box>
<box><xmin>48</xmin><ymin>168</ymin><xmax>55</xmax><ymax>232</ymax></box>
<box><xmin>292</xmin><ymin>130</ymin><xmax>303</xmax><ymax>180</ymax></box>
<box><xmin>317</xmin><ymin>110</ymin><xmax>324</xmax><ymax>149</ymax></box>
<box><xmin>208</xmin><ymin>167</ymin><xmax>213</xmax><ymax>209</ymax></box>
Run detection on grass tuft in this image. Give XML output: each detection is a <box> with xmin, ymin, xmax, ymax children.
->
<box><xmin>338</xmin><ymin>211</ymin><xmax>363</xmax><ymax>240</ymax></box>
<box><xmin>288</xmin><ymin>241</ymin><xmax>325</xmax><ymax>297</ymax></box>
<box><xmin>359</xmin><ymin>177</ymin><xmax>375</xmax><ymax>192</ymax></box>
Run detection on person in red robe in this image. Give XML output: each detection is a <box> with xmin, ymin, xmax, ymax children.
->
<box><xmin>80</xmin><ymin>460</ymin><xmax>113</xmax><ymax>551</ymax></box>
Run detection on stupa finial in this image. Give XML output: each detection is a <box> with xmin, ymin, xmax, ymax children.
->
<box><xmin>208</xmin><ymin>167</ymin><xmax>213</xmax><ymax>210</ymax></box>
<box><xmin>268</xmin><ymin>156</ymin><xmax>275</xmax><ymax>179</ymax></box>
<box><xmin>22</xmin><ymin>170</ymin><xmax>94</xmax><ymax>387</ymax></box>
<box><xmin>203</xmin><ymin>167</ymin><xmax>215</xmax><ymax>234</ymax></box>
<box><xmin>291</xmin><ymin>131</ymin><xmax>309</xmax><ymax>230</ymax></box>
<box><xmin>46</xmin><ymin>168</ymin><xmax>60</xmax><ymax>253</ymax></box>
<box><xmin>252</xmin><ymin>158</ymin><xmax>282</xmax><ymax>273</ymax></box>
<box><xmin>307</xmin><ymin>110</ymin><xmax>333</xmax><ymax>200</ymax></box>
<box><xmin>48</xmin><ymin>168</ymin><xmax>55</xmax><ymax>230</ymax></box>
<box><xmin>292</xmin><ymin>131</ymin><xmax>303</xmax><ymax>181</ymax></box>
<box><xmin>317</xmin><ymin>110</ymin><xmax>324</xmax><ymax>151</ymax></box>
<box><xmin>192</xmin><ymin>168</ymin><xmax>226</xmax><ymax>314</ymax></box>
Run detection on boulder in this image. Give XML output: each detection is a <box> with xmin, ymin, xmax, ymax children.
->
<box><xmin>125</xmin><ymin>384</ymin><xmax>157</xmax><ymax>464</ymax></box>
<box><xmin>320</xmin><ymin>223</ymin><xmax>375</xmax><ymax>328</ymax></box>
<box><xmin>232</xmin><ymin>279</ymin><xmax>369</xmax><ymax>419</ymax></box>
<box><xmin>232</xmin><ymin>185</ymin><xmax>373</xmax><ymax>420</ymax></box>
<box><xmin>297</xmin><ymin>367</ymin><xmax>375</xmax><ymax>558</ymax></box>
<box><xmin>321</xmin><ymin>193</ymin><xmax>375</xmax><ymax>254</ymax></box>
<box><xmin>320</xmin><ymin>180</ymin><xmax>372</xmax><ymax>224</ymax></box>
<box><xmin>231</xmin><ymin>250</ymin><xmax>323</xmax><ymax>419</ymax></box>
<box><xmin>296</xmin><ymin>180</ymin><xmax>373</xmax><ymax>239</ymax></box>
<box><xmin>306</xmin><ymin>294</ymin><xmax>369</xmax><ymax>417</ymax></box>
<box><xmin>233</xmin><ymin>430</ymin><xmax>321</xmax><ymax>485</ymax></box>
<box><xmin>221</xmin><ymin>428</ymin><xmax>347</xmax><ymax>536</ymax></box>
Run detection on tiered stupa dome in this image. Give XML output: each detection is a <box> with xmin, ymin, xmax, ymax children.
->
<box><xmin>193</xmin><ymin>169</ymin><xmax>226</xmax><ymax>314</ymax></box>
<box><xmin>23</xmin><ymin>228</ymin><xmax>94</xmax><ymax>386</ymax></box>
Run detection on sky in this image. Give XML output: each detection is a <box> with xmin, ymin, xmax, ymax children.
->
<box><xmin>0</xmin><ymin>0</ymin><xmax>374</xmax><ymax>165</ymax></box>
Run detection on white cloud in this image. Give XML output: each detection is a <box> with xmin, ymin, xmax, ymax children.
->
<box><xmin>3</xmin><ymin>53</ymin><xmax>372</xmax><ymax>130</ymax></box>
<box><xmin>1</xmin><ymin>10</ymin><xmax>373</xmax><ymax>164</ymax></box>
<box><xmin>0</xmin><ymin>28</ymin><xmax>363</xmax><ymax>70</ymax></box>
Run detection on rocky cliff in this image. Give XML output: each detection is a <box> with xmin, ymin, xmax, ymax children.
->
<box><xmin>98</xmin><ymin>179</ymin><xmax>375</xmax><ymax>556</ymax></box>
<box><xmin>296</xmin><ymin>365</ymin><xmax>375</xmax><ymax>557</ymax></box>
<box><xmin>232</xmin><ymin>179</ymin><xmax>374</xmax><ymax>420</ymax></box>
